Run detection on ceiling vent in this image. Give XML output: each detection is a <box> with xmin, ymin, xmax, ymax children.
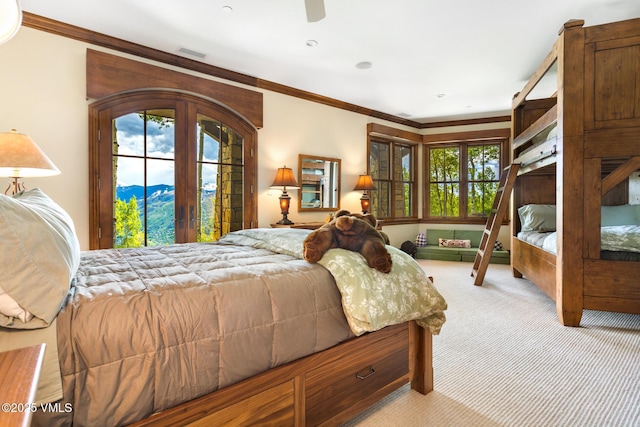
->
<box><xmin>177</xmin><ymin>47</ymin><xmax>206</xmax><ymax>59</ymax></box>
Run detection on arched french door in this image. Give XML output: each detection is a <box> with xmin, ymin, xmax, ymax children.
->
<box><xmin>89</xmin><ymin>91</ymin><xmax>257</xmax><ymax>249</ymax></box>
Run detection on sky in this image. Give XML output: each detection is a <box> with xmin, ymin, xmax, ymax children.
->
<box><xmin>114</xmin><ymin>112</ymin><xmax>219</xmax><ymax>187</ymax></box>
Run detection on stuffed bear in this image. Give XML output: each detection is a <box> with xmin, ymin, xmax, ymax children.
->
<box><xmin>303</xmin><ymin>209</ymin><xmax>392</xmax><ymax>273</ymax></box>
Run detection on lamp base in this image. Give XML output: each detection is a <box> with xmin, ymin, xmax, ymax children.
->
<box><xmin>276</xmin><ymin>217</ymin><xmax>294</xmax><ymax>225</ymax></box>
<box><xmin>4</xmin><ymin>178</ymin><xmax>25</xmax><ymax>195</ymax></box>
<box><xmin>360</xmin><ymin>194</ymin><xmax>371</xmax><ymax>214</ymax></box>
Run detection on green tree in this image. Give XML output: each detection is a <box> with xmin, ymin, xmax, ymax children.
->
<box><xmin>115</xmin><ymin>196</ymin><xmax>144</xmax><ymax>247</ymax></box>
<box><xmin>198</xmin><ymin>196</ymin><xmax>216</xmax><ymax>242</ymax></box>
<box><xmin>468</xmin><ymin>145</ymin><xmax>499</xmax><ymax>216</ymax></box>
<box><xmin>429</xmin><ymin>147</ymin><xmax>460</xmax><ymax>217</ymax></box>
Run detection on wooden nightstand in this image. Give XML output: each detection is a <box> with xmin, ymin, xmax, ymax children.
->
<box><xmin>0</xmin><ymin>344</ymin><xmax>46</xmax><ymax>427</ymax></box>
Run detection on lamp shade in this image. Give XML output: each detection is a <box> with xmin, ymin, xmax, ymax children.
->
<box><xmin>271</xmin><ymin>166</ymin><xmax>299</xmax><ymax>189</ymax></box>
<box><xmin>0</xmin><ymin>0</ymin><xmax>22</xmax><ymax>45</ymax></box>
<box><xmin>353</xmin><ymin>174</ymin><xmax>376</xmax><ymax>191</ymax></box>
<box><xmin>0</xmin><ymin>129</ymin><xmax>60</xmax><ymax>178</ymax></box>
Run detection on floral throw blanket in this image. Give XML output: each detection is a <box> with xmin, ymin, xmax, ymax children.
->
<box><xmin>219</xmin><ymin>228</ymin><xmax>447</xmax><ymax>336</ymax></box>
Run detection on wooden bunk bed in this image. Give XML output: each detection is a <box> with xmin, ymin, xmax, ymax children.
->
<box><xmin>510</xmin><ymin>17</ymin><xmax>640</xmax><ymax>326</ymax></box>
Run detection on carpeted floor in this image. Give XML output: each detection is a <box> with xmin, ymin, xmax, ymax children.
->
<box><xmin>342</xmin><ymin>260</ymin><xmax>640</xmax><ymax>427</ymax></box>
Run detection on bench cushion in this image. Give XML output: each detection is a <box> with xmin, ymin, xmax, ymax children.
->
<box><xmin>417</xmin><ymin>229</ymin><xmax>509</xmax><ymax>264</ymax></box>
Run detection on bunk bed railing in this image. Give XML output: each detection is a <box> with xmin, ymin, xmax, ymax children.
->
<box><xmin>518</xmin><ymin>145</ymin><xmax>557</xmax><ymax>168</ymax></box>
<box><xmin>511</xmin><ymin>20</ymin><xmax>584</xmax><ymax>111</ymax></box>
<box><xmin>601</xmin><ymin>156</ymin><xmax>640</xmax><ymax>195</ymax></box>
<box><xmin>512</xmin><ymin>105</ymin><xmax>557</xmax><ymax>151</ymax></box>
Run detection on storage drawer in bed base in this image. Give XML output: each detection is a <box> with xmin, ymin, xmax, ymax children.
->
<box><xmin>129</xmin><ymin>321</ymin><xmax>432</xmax><ymax>427</ymax></box>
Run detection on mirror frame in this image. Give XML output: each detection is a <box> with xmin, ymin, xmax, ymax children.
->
<box><xmin>298</xmin><ymin>154</ymin><xmax>341</xmax><ymax>212</ymax></box>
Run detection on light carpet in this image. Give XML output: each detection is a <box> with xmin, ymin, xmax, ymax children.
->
<box><xmin>343</xmin><ymin>260</ymin><xmax>640</xmax><ymax>427</ymax></box>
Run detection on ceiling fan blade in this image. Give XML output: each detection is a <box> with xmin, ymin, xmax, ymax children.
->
<box><xmin>305</xmin><ymin>0</ymin><xmax>326</xmax><ymax>22</ymax></box>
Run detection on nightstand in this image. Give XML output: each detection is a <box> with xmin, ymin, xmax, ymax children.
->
<box><xmin>0</xmin><ymin>344</ymin><xmax>46</xmax><ymax>427</ymax></box>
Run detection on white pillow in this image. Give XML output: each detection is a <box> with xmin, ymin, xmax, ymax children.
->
<box><xmin>0</xmin><ymin>189</ymin><xmax>80</xmax><ymax>329</ymax></box>
<box><xmin>0</xmin><ymin>286</ymin><xmax>33</xmax><ymax>323</ymax></box>
<box><xmin>601</xmin><ymin>204</ymin><xmax>640</xmax><ymax>226</ymax></box>
<box><xmin>518</xmin><ymin>204</ymin><xmax>557</xmax><ymax>232</ymax></box>
<box><xmin>438</xmin><ymin>238</ymin><xmax>471</xmax><ymax>248</ymax></box>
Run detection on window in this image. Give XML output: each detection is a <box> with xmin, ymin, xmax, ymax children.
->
<box><xmin>90</xmin><ymin>91</ymin><xmax>257</xmax><ymax>249</ymax></box>
<box><xmin>368</xmin><ymin>137</ymin><xmax>417</xmax><ymax>220</ymax></box>
<box><xmin>425</xmin><ymin>137</ymin><xmax>508</xmax><ymax>222</ymax></box>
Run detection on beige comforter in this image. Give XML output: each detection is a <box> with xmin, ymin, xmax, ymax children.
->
<box><xmin>34</xmin><ymin>236</ymin><xmax>354</xmax><ymax>426</ymax></box>
<box><xmin>32</xmin><ymin>228</ymin><xmax>446</xmax><ymax>426</ymax></box>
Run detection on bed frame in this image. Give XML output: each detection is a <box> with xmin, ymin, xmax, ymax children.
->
<box><xmin>129</xmin><ymin>321</ymin><xmax>431</xmax><ymax>426</ymax></box>
<box><xmin>511</xmin><ymin>18</ymin><xmax>640</xmax><ymax>326</ymax></box>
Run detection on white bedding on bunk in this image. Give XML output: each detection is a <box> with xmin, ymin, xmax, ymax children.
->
<box><xmin>518</xmin><ymin>225</ymin><xmax>640</xmax><ymax>255</ymax></box>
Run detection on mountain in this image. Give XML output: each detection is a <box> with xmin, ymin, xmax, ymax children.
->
<box><xmin>117</xmin><ymin>184</ymin><xmax>174</xmax><ymax>203</ymax></box>
<box><xmin>116</xmin><ymin>184</ymin><xmax>216</xmax><ymax>245</ymax></box>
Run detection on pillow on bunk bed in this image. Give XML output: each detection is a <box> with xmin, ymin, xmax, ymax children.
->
<box><xmin>438</xmin><ymin>238</ymin><xmax>471</xmax><ymax>248</ymax></box>
<box><xmin>531</xmin><ymin>123</ymin><xmax>557</xmax><ymax>145</ymax></box>
<box><xmin>601</xmin><ymin>204</ymin><xmax>640</xmax><ymax>226</ymax></box>
<box><xmin>0</xmin><ymin>189</ymin><xmax>80</xmax><ymax>329</ymax></box>
<box><xmin>518</xmin><ymin>204</ymin><xmax>556</xmax><ymax>232</ymax></box>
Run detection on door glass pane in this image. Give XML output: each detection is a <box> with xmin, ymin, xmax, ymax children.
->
<box><xmin>113</xmin><ymin>110</ymin><xmax>176</xmax><ymax>247</ymax></box>
<box><xmin>198</xmin><ymin>163</ymin><xmax>217</xmax><ymax>242</ymax></box>
<box><xmin>113</xmin><ymin>156</ymin><xmax>145</xmax><ymax>248</ymax></box>
<box><xmin>146</xmin><ymin>158</ymin><xmax>175</xmax><ymax>246</ymax></box>
<box><xmin>196</xmin><ymin>114</ymin><xmax>244</xmax><ymax>242</ymax></box>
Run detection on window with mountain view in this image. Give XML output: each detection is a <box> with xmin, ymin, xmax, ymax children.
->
<box><xmin>90</xmin><ymin>91</ymin><xmax>257</xmax><ymax>250</ymax></box>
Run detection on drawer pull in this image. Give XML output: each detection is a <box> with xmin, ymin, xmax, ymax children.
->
<box><xmin>356</xmin><ymin>366</ymin><xmax>376</xmax><ymax>380</ymax></box>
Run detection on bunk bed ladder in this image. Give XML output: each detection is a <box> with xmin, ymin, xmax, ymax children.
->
<box><xmin>471</xmin><ymin>163</ymin><xmax>520</xmax><ymax>286</ymax></box>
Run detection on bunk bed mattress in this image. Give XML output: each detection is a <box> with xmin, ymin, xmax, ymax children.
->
<box><xmin>517</xmin><ymin>225</ymin><xmax>640</xmax><ymax>260</ymax></box>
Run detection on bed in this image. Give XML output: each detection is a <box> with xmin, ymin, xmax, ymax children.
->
<box><xmin>0</xmin><ymin>189</ymin><xmax>446</xmax><ymax>426</ymax></box>
<box><xmin>510</xmin><ymin>17</ymin><xmax>640</xmax><ymax>326</ymax></box>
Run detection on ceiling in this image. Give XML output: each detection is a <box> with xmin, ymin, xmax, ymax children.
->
<box><xmin>20</xmin><ymin>0</ymin><xmax>640</xmax><ymax>124</ymax></box>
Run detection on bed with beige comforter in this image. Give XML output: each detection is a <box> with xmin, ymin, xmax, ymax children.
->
<box><xmin>17</xmin><ymin>227</ymin><xmax>446</xmax><ymax>426</ymax></box>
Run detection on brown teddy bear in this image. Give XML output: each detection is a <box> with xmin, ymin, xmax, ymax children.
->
<box><xmin>303</xmin><ymin>209</ymin><xmax>392</xmax><ymax>273</ymax></box>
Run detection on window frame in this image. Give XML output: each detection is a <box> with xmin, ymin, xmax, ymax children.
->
<box><xmin>423</xmin><ymin>132</ymin><xmax>510</xmax><ymax>225</ymax></box>
<box><xmin>367</xmin><ymin>124</ymin><xmax>420</xmax><ymax>223</ymax></box>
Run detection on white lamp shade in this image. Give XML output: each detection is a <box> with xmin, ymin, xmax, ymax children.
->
<box><xmin>0</xmin><ymin>130</ymin><xmax>60</xmax><ymax>178</ymax></box>
<box><xmin>0</xmin><ymin>0</ymin><xmax>22</xmax><ymax>45</ymax></box>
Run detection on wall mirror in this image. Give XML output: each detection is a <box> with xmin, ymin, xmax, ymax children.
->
<box><xmin>298</xmin><ymin>154</ymin><xmax>341</xmax><ymax>211</ymax></box>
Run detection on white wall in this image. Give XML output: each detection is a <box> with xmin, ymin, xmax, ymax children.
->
<box><xmin>0</xmin><ymin>27</ymin><xmax>511</xmax><ymax>251</ymax></box>
<box><xmin>0</xmin><ymin>27</ymin><xmax>410</xmax><ymax>249</ymax></box>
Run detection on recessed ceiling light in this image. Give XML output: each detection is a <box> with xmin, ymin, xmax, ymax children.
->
<box><xmin>356</xmin><ymin>61</ymin><xmax>372</xmax><ymax>69</ymax></box>
<box><xmin>222</xmin><ymin>5</ymin><xmax>233</xmax><ymax>12</ymax></box>
<box><xmin>306</xmin><ymin>39</ymin><xmax>318</xmax><ymax>47</ymax></box>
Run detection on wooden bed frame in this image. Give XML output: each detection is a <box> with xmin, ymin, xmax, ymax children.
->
<box><xmin>511</xmin><ymin>18</ymin><xmax>640</xmax><ymax>326</ymax></box>
<box><xmin>129</xmin><ymin>321</ymin><xmax>432</xmax><ymax>426</ymax></box>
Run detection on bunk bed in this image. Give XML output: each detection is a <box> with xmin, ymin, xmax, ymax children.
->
<box><xmin>510</xmin><ymin>17</ymin><xmax>640</xmax><ymax>326</ymax></box>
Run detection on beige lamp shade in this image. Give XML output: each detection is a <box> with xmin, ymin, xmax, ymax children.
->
<box><xmin>0</xmin><ymin>130</ymin><xmax>60</xmax><ymax>178</ymax></box>
<box><xmin>270</xmin><ymin>166</ymin><xmax>299</xmax><ymax>189</ymax></box>
<box><xmin>0</xmin><ymin>0</ymin><xmax>22</xmax><ymax>45</ymax></box>
<box><xmin>353</xmin><ymin>174</ymin><xmax>376</xmax><ymax>191</ymax></box>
